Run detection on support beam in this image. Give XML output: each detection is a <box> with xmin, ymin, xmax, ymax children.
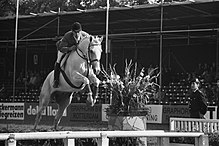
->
<box><xmin>195</xmin><ymin>135</ymin><xmax>209</xmax><ymax>146</ymax></box>
<box><xmin>6</xmin><ymin>134</ymin><xmax>16</xmax><ymax>146</ymax></box>
<box><xmin>97</xmin><ymin>132</ymin><xmax>109</xmax><ymax>146</ymax></box>
<box><xmin>63</xmin><ymin>138</ymin><xmax>75</xmax><ymax>146</ymax></box>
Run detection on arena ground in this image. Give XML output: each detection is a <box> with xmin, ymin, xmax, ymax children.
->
<box><xmin>0</xmin><ymin>122</ymin><xmax>108</xmax><ymax>133</ymax></box>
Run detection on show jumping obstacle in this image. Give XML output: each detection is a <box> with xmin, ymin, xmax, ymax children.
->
<box><xmin>1</xmin><ymin>130</ymin><xmax>208</xmax><ymax>146</ymax></box>
<box><xmin>170</xmin><ymin>117</ymin><xmax>219</xmax><ymax>133</ymax></box>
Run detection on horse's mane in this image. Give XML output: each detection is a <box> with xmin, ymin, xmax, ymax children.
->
<box><xmin>79</xmin><ymin>36</ymin><xmax>91</xmax><ymax>45</ymax></box>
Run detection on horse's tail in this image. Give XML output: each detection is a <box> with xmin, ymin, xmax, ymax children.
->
<box><xmin>39</xmin><ymin>71</ymin><xmax>53</xmax><ymax>101</ymax></box>
<box><xmin>34</xmin><ymin>71</ymin><xmax>53</xmax><ymax>130</ymax></box>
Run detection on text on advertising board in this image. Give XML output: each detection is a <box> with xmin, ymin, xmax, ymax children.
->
<box><xmin>70</xmin><ymin>104</ymin><xmax>102</xmax><ymax>122</ymax></box>
<box><xmin>27</xmin><ymin>105</ymin><xmax>66</xmax><ymax>116</ymax></box>
<box><xmin>0</xmin><ymin>103</ymin><xmax>24</xmax><ymax>120</ymax></box>
<box><xmin>162</xmin><ymin>105</ymin><xmax>190</xmax><ymax>124</ymax></box>
<box><xmin>145</xmin><ymin>105</ymin><xmax>162</xmax><ymax>124</ymax></box>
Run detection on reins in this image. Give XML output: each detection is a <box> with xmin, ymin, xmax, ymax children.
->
<box><xmin>76</xmin><ymin>36</ymin><xmax>100</xmax><ymax>65</ymax></box>
<box><xmin>60</xmin><ymin>36</ymin><xmax>100</xmax><ymax>89</ymax></box>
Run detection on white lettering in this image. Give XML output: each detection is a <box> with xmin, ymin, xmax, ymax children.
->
<box><xmin>26</xmin><ymin>105</ymin><xmax>66</xmax><ymax>116</ymax></box>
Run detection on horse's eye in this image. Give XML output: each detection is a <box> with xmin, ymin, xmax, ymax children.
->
<box><xmin>90</xmin><ymin>49</ymin><xmax>94</xmax><ymax>54</ymax></box>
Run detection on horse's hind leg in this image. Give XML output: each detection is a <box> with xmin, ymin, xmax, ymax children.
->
<box><xmin>33</xmin><ymin>93</ymin><xmax>51</xmax><ymax>130</ymax></box>
<box><xmin>53</xmin><ymin>92</ymin><xmax>72</xmax><ymax>130</ymax></box>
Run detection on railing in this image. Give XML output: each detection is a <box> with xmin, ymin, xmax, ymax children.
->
<box><xmin>170</xmin><ymin>117</ymin><xmax>219</xmax><ymax>133</ymax></box>
<box><xmin>0</xmin><ymin>130</ymin><xmax>208</xmax><ymax>146</ymax></box>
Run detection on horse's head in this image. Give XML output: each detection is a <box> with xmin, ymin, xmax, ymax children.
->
<box><xmin>78</xmin><ymin>35</ymin><xmax>103</xmax><ymax>75</ymax></box>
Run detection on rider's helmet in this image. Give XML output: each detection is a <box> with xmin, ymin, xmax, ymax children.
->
<box><xmin>72</xmin><ymin>22</ymin><xmax>82</xmax><ymax>32</ymax></box>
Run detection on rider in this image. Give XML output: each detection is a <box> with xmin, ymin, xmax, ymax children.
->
<box><xmin>53</xmin><ymin>22</ymin><xmax>90</xmax><ymax>88</ymax></box>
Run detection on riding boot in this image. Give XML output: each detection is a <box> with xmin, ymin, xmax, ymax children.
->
<box><xmin>53</xmin><ymin>62</ymin><xmax>60</xmax><ymax>88</ymax></box>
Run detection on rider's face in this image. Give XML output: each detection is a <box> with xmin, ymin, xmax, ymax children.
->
<box><xmin>72</xmin><ymin>30</ymin><xmax>81</xmax><ymax>39</ymax></box>
<box><xmin>73</xmin><ymin>30</ymin><xmax>80</xmax><ymax>34</ymax></box>
<box><xmin>191</xmin><ymin>82</ymin><xmax>199</xmax><ymax>91</ymax></box>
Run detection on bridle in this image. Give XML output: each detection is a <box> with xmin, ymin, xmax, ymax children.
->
<box><xmin>59</xmin><ymin>36</ymin><xmax>102</xmax><ymax>89</ymax></box>
<box><xmin>76</xmin><ymin>36</ymin><xmax>101</xmax><ymax>65</ymax></box>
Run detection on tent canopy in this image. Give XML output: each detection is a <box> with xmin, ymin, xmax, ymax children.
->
<box><xmin>0</xmin><ymin>0</ymin><xmax>218</xmax><ymax>48</ymax></box>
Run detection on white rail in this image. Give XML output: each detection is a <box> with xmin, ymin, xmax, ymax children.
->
<box><xmin>170</xmin><ymin>117</ymin><xmax>219</xmax><ymax>133</ymax></box>
<box><xmin>1</xmin><ymin>130</ymin><xmax>208</xmax><ymax>146</ymax></box>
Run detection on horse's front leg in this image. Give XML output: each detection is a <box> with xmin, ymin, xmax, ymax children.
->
<box><xmin>72</xmin><ymin>72</ymin><xmax>94</xmax><ymax>106</ymax></box>
<box><xmin>89</xmin><ymin>71</ymin><xmax>101</xmax><ymax>105</ymax></box>
<box><xmin>91</xmin><ymin>85</ymin><xmax>99</xmax><ymax>102</ymax></box>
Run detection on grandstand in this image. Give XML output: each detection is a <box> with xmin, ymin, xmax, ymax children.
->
<box><xmin>0</xmin><ymin>1</ymin><xmax>219</xmax><ymax>146</ymax></box>
<box><xmin>0</xmin><ymin>62</ymin><xmax>218</xmax><ymax>106</ymax></box>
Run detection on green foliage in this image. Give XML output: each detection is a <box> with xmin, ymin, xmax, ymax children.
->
<box><xmin>0</xmin><ymin>0</ymin><xmax>15</xmax><ymax>17</ymax></box>
<box><xmin>209</xmin><ymin>132</ymin><xmax>219</xmax><ymax>146</ymax></box>
<box><xmin>102</xmin><ymin>59</ymin><xmax>160</xmax><ymax>115</ymax></box>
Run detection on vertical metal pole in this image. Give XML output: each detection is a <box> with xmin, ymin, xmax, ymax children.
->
<box><xmin>216</xmin><ymin>30</ymin><xmax>219</xmax><ymax>77</ymax></box>
<box><xmin>57</xmin><ymin>8</ymin><xmax>60</xmax><ymax>37</ymax></box>
<box><xmin>13</xmin><ymin>0</ymin><xmax>19</xmax><ymax>101</ymax></box>
<box><xmin>97</xmin><ymin>132</ymin><xmax>109</xmax><ymax>146</ymax></box>
<box><xmin>134</xmin><ymin>38</ymin><xmax>138</xmax><ymax>61</ymax></box>
<box><xmin>63</xmin><ymin>138</ymin><xmax>75</xmax><ymax>146</ymax></box>
<box><xmin>195</xmin><ymin>135</ymin><xmax>209</xmax><ymax>146</ymax></box>
<box><xmin>25</xmin><ymin>41</ymin><xmax>27</xmax><ymax>93</ymax></box>
<box><xmin>159</xmin><ymin>1</ymin><xmax>164</xmax><ymax>103</ymax></box>
<box><xmin>105</xmin><ymin>0</ymin><xmax>110</xmax><ymax>70</ymax></box>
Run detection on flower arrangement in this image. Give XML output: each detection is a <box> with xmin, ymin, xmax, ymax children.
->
<box><xmin>101</xmin><ymin>59</ymin><xmax>160</xmax><ymax>116</ymax></box>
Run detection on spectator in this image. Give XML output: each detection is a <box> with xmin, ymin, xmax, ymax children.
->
<box><xmin>0</xmin><ymin>84</ymin><xmax>5</xmax><ymax>97</ymax></box>
<box><xmin>27</xmin><ymin>72</ymin><xmax>37</xmax><ymax>89</ymax></box>
<box><xmin>188</xmin><ymin>78</ymin><xmax>207</xmax><ymax>118</ymax></box>
<box><xmin>205</xmin><ymin>83</ymin><xmax>214</xmax><ymax>103</ymax></box>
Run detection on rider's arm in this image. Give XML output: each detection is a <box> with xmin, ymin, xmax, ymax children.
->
<box><xmin>57</xmin><ymin>31</ymin><xmax>77</xmax><ymax>53</ymax></box>
<box><xmin>57</xmin><ymin>40</ymin><xmax>75</xmax><ymax>53</ymax></box>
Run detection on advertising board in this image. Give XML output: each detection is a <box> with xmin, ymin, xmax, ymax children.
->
<box><xmin>145</xmin><ymin>105</ymin><xmax>163</xmax><ymax>124</ymax></box>
<box><xmin>69</xmin><ymin>103</ymin><xmax>102</xmax><ymax>122</ymax></box>
<box><xmin>162</xmin><ymin>105</ymin><xmax>190</xmax><ymax>124</ymax></box>
<box><xmin>0</xmin><ymin>103</ymin><xmax>217</xmax><ymax>126</ymax></box>
<box><xmin>0</xmin><ymin>102</ymin><xmax>24</xmax><ymax>120</ymax></box>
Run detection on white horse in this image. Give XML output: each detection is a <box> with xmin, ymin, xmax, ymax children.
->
<box><xmin>34</xmin><ymin>36</ymin><xmax>103</xmax><ymax>130</ymax></box>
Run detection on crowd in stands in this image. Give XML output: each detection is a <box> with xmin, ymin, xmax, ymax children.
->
<box><xmin>15</xmin><ymin>68</ymin><xmax>51</xmax><ymax>90</ymax></box>
<box><xmin>0</xmin><ymin>62</ymin><xmax>218</xmax><ymax>105</ymax></box>
<box><xmin>161</xmin><ymin>62</ymin><xmax>219</xmax><ymax>105</ymax></box>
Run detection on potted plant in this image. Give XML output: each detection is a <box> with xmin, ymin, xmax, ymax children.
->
<box><xmin>101</xmin><ymin>60</ymin><xmax>160</xmax><ymax>145</ymax></box>
<box><xmin>102</xmin><ymin>59</ymin><xmax>159</xmax><ymax>128</ymax></box>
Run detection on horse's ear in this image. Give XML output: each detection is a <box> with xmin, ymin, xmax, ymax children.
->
<box><xmin>99</xmin><ymin>36</ymin><xmax>103</xmax><ymax>42</ymax></box>
<box><xmin>90</xmin><ymin>36</ymin><xmax>93</xmax><ymax>42</ymax></box>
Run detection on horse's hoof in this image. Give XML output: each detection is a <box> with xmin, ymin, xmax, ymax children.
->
<box><xmin>86</xmin><ymin>94</ymin><xmax>94</xmax><ymax>106</ymax></box>
<box><xmin>93</xmin><ymin>99</ymin><xmax>97</xmax><ymax>105</ymax></box>
<box><xmin>32</xmin><ymin>128</ymin><xmax>37</xmax><ymax>132</ymax></box>
<box><xmin>93</xmin><ymin>95</ymin><xmax>98</xmax><ymax>104</ymax></box>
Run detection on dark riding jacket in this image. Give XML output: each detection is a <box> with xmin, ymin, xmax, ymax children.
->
<box><xmin>189</xmin><ymin>89</ymin><xmax>207</xmax><ymax>118</ymax></box>
<box><xmin>56</xmin><ymin>31</ymin><xmax>78</xmax><ymax>53</ymax></box>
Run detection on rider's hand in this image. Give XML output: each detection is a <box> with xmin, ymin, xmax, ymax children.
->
<box><xmin>70</xmin><ymin>45</ymin><xmax>77</xmax><ymax>50</ymax></box>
